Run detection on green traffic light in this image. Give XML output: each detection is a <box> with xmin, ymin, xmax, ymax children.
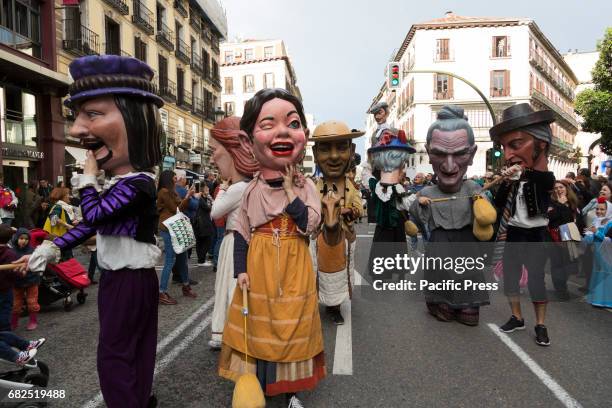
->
<box><xmin>392</xmin><ymin>79</ymin><xmax>399</xmax><ymax>86</ymax></box>
<box><xmin>494</xmin><ymin>150</ymin><xmax>502</xmax><ymax>158</ymax></box>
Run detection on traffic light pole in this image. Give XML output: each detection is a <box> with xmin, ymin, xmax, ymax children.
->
<box><xmin>403</xmin><ymin>69</ymin><xmax>497</xmax><ymax>125</ymax></box>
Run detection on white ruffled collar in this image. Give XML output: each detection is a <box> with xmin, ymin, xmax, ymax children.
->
<box><xmin>374</xmin><ymin>182</ymin><xmax>405</xmax><ymax>202</ymax></box>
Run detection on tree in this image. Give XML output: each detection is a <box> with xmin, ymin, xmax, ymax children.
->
<box><xmin>575</xmin><ymin>27</ymin><xmax>612</xmax><ymax>154</ymax></box>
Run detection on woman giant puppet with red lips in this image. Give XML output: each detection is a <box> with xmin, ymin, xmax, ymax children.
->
<box><xmin>218</xmin><ymin>89</ymin><xmax>325</xmax><ymax>407</ymax></box>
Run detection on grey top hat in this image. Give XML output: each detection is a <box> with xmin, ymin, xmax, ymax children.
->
<box><xmin>489</xmin><ymin>103</ymin><xmax>554</xmax><ymax>141</ymax></box>
<box><xmin>368</xmin><ymin>101</ymin><xmax>389</xmax><ymax>114</ymax></box>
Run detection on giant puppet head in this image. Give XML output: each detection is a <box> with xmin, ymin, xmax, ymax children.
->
<box><xmin>240</xmin><ymin>88</ymin><xmax>308</xmax><ymax>180</ymax></box>
<box><xmin>65</xmin><ymin>55</ymin><xmax>163</xmax><ymax>176</ymax></box>
<box><xmin>311</xmin><ymin>121</ymin><xmax>364</xmax><ymax>180</ymax></box>
<box><xmin>425</xmin><ymin>106</ymin><xmax>477</xmax><ymax>194</ymax></box>
<box><xmin>489</xmin><ymin>103</ymin><xmax>554</xmax><ymax>171</ymax></box>
<box><xmin>369</xmin><ymin>102</ymin><xmax>389</xmax><ymax>126</ymax></box>
<box><xmin>367</xmin><ymin>128</ymin><xmax>415</xmax><ymax>184</ymax></box>
<box><xmin>210</xmin><ymin>116</ymin><xmax>259</xmax><ymax>181</ymax></box>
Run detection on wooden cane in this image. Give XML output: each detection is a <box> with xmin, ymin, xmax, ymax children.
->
<box><xmin>0</xmin><ymin>263</ymin><xmax>26</xmax><ymax>270</ymax></box>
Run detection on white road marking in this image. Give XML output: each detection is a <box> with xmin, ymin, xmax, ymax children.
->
<box><xmin>154</xmin><ymin>315</ymin><xmax>212</xmax><ymax>374</ymax></box>
<box><xmin>332</xmin><ymin>300</ymin><xmax>353</xmax><ymax>375</ymax></box>
<box><xmin>487</xmin><ymin>324</ymin><xmax>583</xmax><ymax>408</ymax></box>
<box><xmin>353</xmin><ymin>269</ymin><xmax>370</xmax><ymax>286</ymax></box>
<box><xmin>356</xmin><ymin>234</ymin><xmax>373</xmax><ymax>238</ymax></box>
<box><xmin>82</xmin><ymin>297</ymin><xmax>215</xmax><ymax>408</ymax></box>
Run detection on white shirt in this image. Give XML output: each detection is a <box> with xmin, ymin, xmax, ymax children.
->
<box><xmin>210</xmin><ymin>181</ymin><xmax>249</xmax><ymax>231</ymax></box>
<box><xmin>508</xmin><ymin>181</ymin><xmax>548</xmax><ymax>229</ymax></box>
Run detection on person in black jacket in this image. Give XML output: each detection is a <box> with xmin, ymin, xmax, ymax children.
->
<box><xmin>489</xmin><ymin>103</ymin><xmax>556</xmax><ymax>347</ymax></box>
<box><xmin>193</xmin><ymin>185</ymin><xmax>215</xmax><ymax>266</ymax></box>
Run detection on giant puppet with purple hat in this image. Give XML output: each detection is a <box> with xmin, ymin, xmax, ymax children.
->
<box><xmin>15</xmin><ymin>55</ymin><xmax>164</xmax><ymax>407</ymax></box>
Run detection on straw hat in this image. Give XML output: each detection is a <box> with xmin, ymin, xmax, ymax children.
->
<box><xmin>311</xmin><ymin>120</ymin><xmax>365</xmax><ymax>143</ymax></box>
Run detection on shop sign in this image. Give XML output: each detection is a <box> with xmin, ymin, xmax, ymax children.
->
<box><xmin>1</xmin><ymin>147</ymin><xmax>44</xmax><ymax>160</ymax></box>
<box><xmin>189</xmin><ymin>152</ymin><xmax>201</xmax><ymax>163</ymax></box>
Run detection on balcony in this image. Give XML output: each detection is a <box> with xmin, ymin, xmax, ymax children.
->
<box><xmin>174</xmin><ymin>0</ymin><xmax>188</xmax><ymax>18</ymax></box>
<box><xmin>211</xmin><ymin>37</ymin><xmax>219</xmax><ymax>53</ymax></box>
<box><xmin>531</xmin><ymin>89</ymin><xmax>579</xmax><ymax>131</ymax></box>
<box><xmin>159</xmin><ymin>78</ymin><xmax>177</xmax><ymax>102</ymax></box>
<box><xmin>175</xmin><ymin>38</ymin><xmax>191</xmax><ymax>64</ymax></box>
<box><xmin>102</xmin><ymin>0</ymin><xmax>128</xmax><ymax>15</ymax></box>
<box><xmin>177</xmin><ymin>131</ymin><xmax>192</xmax><ymax>149</ymax></box>
<box><xmin>62</xmin><ymin>21</ymin><xmax>100</xmax><ymax>56</ymax></box>
<box><xmin>155</xmin><ymin>22</ymin><xmax>174</xmax><ymax>51</ymax></box>
<box><xmin>165</xmin><ymin>126</ymin><xmax>176</xmax><ymax>145</ymax></box>
<box><xmin>434</xmin><ymin>91</ymin><xmax>453</xmax><ymax>100</ymax></box>
<box><xmin>529</xmin><ymin>49</ymin><xmax>575</xmax><ymax>101</ymax></box>
<box><xmin>178</xmin><ymin>89</ymin><xmax>192</xmax><ymax>110</ymax></box>
<box><xmin>189</xmin><ymin>14</ymin><xmax>201</xmax><ymax>31</ymax></box>
<box><xmin>193</xmin><ymin>140</ymin><xmax>204</xmax><ymax>152</ymax></box>
<box><xmin>433</xmin><ymin>49</ymin><xmax>454</xmax><ymax>62</ymax></box>
<box><xmin>202</xmin><ymin>28</ymin><xmax>212</xmax><ymax>45</ymax></box>
<box><xmin>132</xmin><ymin>0</ymin><xmax>154</xmax><ymax>35</ymax></box>
<box><xmin>206</xmin><ymin>107</ymin><xmax>215</xmax><ymax>123</ymax></box>
<box><xmin>191</xmin><ymin>53</ymin><xmax>203</xmax><ymax>76</ymax></box>
<box><xmin>211</xmin><ymin>76</ymin><xmax>221</xmax><ymax>91</ymax></box>
<box><xmin>192</xmin><ymin>96</ymin><xmax>205</xmax><ymax>118</ymax></box>
<box><xmin>104</xmin><ymin>44</ymin><xmax>132</xmax><ymax>57</ymax></box>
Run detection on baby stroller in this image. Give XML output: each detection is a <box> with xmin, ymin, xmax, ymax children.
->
<box><xmin>39</xmin><ymin>259</ymin><xmax>90</xmax><ymax>312</ymax></box>
<box><xmin>0</xmin><ymin>358</ymin><xmax>49</xmax><ymax>407</ymax></box>
<box><xmin>29</xmin><ymin>229</ymin><xmax>91</xmax><ymax>312</ymax></box>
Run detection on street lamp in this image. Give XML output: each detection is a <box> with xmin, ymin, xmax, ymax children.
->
<box><xmin>214</xmin><ymin>107</ymin><xmax>225</xmax><ymax>122</ymax></box>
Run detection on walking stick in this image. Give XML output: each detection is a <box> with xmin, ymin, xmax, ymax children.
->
<box><xmin>232</xmin><ymin>285</ymin><xmax>266</xmax><ymax>408</ymax></box>
<box><xmin>0</xmin><ymin>263</ymin><xmax>26</xmax><ymax>270</ymax></box>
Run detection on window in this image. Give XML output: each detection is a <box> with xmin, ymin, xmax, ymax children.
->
<box><xmin>244</xmin><ymin>48</ymin><xmax>254</xmax><ymax>60</ymax></box>
<box><xmin>158</xmin><ymin>54</ymin><xmax>168</xmax><ymax>89</ymax></box>
<box><xmin>212</xmin><ymin>60</ymin><xmax>219</xmax><ymax>80</ymax></box>
<box><xmin>243</xmin><ymin>74</ymin><xmax>255</xmax><ymax>93</ymax></box>
<box><xmin>0</xmin><ymin>0</ymin><xmax>41</xmax><ymax>58</ymax></box>
<box><xmin>224</xmin><ymin>102</ymin><xmax>235</xmax><ymax>116</ymax></box>
<box><xmin>224</xmin><ymin>51</ymin><xmax>233</xmax><ymax>63</ymax></box>
<box><xmin>264</xmin><ymin>73</ymin><xmax>274</xmax><ymax>88</ymax></box>
<box><xmin>159</xmin><ymin>108</ymin><xmax>168</xmax><ymax>131</ymax></box>
<box><xmin>492</xmin><ymin>36</ymin><xmax>510</xmax><ymax>58</ymax></box>
<box><xmin>203</xmin><ymin>50</ymin><xmax>210</xmax><ymax>77</ymax></box>
<box><xmin>224</xmin><ymin>77</ymin><xmax>233</xmax><ymax>94</ymax></box>
<box><xmin>134</xmin><ymin>37</ymin><xmax>147</xmax><ymax>62</ymax></box>
<box><xmin>2</xmin><ymin>87</ymin><xmax>37</xmax><ymax>147</ymax></box>
<box><xmin>264</xmin><ymin>46</ymin><xmax>273</xmax><ymax>59</ymax></box>
<box><xmin>435</xmin><ymin>39</ymin><xmax>450</xmax><ymax>61</ymax></box>
<box><xmin>104</xmin><ymin>17</ymin><xmax>120</xmax><ymax>55</ymax></box>
<box><xmin>434</xmin><ymin>74</ymin><xmax>453</xmax><ymax>99</ymax></box>
<box><xmin>192</xmin><ymin>123</ymin><xmax>198</xmax><ymax>146</ymax></box>
<box><xmin>491</xmin><ymin>70</ymin><xmax>510</xmax><ymax>97</ymax></box>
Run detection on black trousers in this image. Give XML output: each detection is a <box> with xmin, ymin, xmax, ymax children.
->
<box><xmin>195</xmin><ymin>236</ymin><xmax>212</xmax><ymax>263</ymax></box>
<box><xmin>502</xmin><ymin>226</ymin><xmax>548</xmax><ymax>302</ymax></box>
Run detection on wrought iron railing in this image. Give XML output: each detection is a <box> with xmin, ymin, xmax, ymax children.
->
<box><xmin>155</xmin><ymin>21</ymin><xmax>174</xmax><ymax>51</ymax></box>
<box><xmin>62</xmin><ymin>20</ymin><xmax>100</xmax><ymax>56</ymax></box>
<box><xmin>174</xmin><ymin>0</ymin><xmax>188</xmax><ymax>18</ymax></box>
<box><xmin>175</xmin><ymin>37</ymin><xmax>191</xmax><ymax>64</ymax></box>
<box><xmin>191</xmin><ymin>52</ymin><xmax>203</xmax><ymax>76</ymax></box>
<box><xmin>159</xmin><ymin>77</ymin><xmax>177</xmax><ymax>102</ymax></box>
<box><xmin>189</xmin><ymin>14</ymin><xmax>201</xmax><ymax>31</ymax></box>
<box><xmin>192</xmin><ymin>97</ymin><xmax>205</xmax><ymax>117</ymax></box>
<box><xmin>132</xmin><ymin>0</ymin><xmax>154</xmax><ymax>35</ymax></box>
<box><xmin>102</xmin><ymin>0</ymin><xmax>128</xmax><ymax>15</ymax></box>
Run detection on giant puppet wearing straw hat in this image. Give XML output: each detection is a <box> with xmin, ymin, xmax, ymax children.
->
<box><xmin>15</xmin><ymin>55</ymin><xmax>163</xmax><ymax>407</ymax></box>
<box><xmin>311</xmin><ymin>121</ymin><xmax>364</xmax><ymax>325</ymax></box>
<box><xmin>489</xmin><ymin>103</ymin><xmax>556</xmax><ymax>347</ymax></box>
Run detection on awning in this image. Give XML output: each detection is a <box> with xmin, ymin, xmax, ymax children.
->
<box><xmin>65</xmin><ymin>146</ymin><xmax>87</xmax><ymax>166</ymax></box>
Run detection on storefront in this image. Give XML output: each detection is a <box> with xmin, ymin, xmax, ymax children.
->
<box><xmin>1</xmin><ymin>146</ymin><xmax>44</xmax><ymax>188</ymax></box>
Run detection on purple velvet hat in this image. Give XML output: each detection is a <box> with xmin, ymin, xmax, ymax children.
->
<box><xmin>64</xmin><ymin>55</ymin><xmax>164</xmax><ymax>108</ymax></box>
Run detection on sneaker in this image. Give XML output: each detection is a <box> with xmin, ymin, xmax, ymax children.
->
<box><xmin>15</xmin><ymin>349</ymin><xmax>36</xmax><ymax>366</ymax></box>
<box><xmin>330</xmin><ymin>309</ymin><xmax>344</xmax><ymax>325</ymax></box>
<box><xmin>188</xmin><ymin>279</ymin><xmax>199</xmax><ymax>286</ymax></box>
<box><xmin>27</xmin><ymin>338</ymin><xmax>46</xmax><ymax>351</ymax></box>
<box><xmin>197</xmin><ymin>261</ymin><xmax>213</xmax><ymax>267</ymax></box>
<box><xmin>499</xmin><ymin>315</ymin><xmax>525</xmax><ymax>333</ymax></box>
<box><xmin>159</xmin><ymin>292</ymin><xmax>177</xmax><ymax>305</ymax></box>
<box><xmin>208</xmin><ymin>339</ymin><xmax>222</xmax><ymax>350</ymax></box>
<box><xmin>535</xmin><ymin>324</ymin><xmax>550</xmax><ymax>346</ymax></box>
<box><xmin>288</xmin><ymin>395</ymin><xmax>305</xmax><ymax>408</ymax></box>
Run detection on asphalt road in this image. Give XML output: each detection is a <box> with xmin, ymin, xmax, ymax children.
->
<box><xmin>6</xmin><ymin>224</ymin><xmax>612</xmax><ymax>408</ymax></box>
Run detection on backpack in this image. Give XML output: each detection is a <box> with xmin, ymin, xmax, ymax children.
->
<box><xmin>0</xmin><ymin>188</ymin><xmax>13</xmax><ymax>209</ymax></box>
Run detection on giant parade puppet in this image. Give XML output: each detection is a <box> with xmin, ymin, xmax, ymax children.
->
<box><xmin>310</xmin><ymin>121</ymin><xmax>364</xmax><ymax>325</ymax></box>
<box><xmin>218</xmin><ymin>88</ymin><xmax>325</xmax><ymax>408</ymax></box>
<box><xmin>20</xmin><ymin>55</ymin><xmax>164</xmax><ymax>407</ymax></box>
<box><xmin>409</xmin><ymin>105</ymin><xmax>495</xmax><ymax>326</ymax></box>
<box><xmin>489</xmin><ymin>103</ymin><xmax>556</xmax><ymax>346</ymax></box>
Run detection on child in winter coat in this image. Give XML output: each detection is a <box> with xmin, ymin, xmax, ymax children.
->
<box><xmin>9</xmin><ymin>228</ymin><xmax>40</xmax><ymax>330</ymax></box>
<box><xmin>0</xmin><ymin>225</ymin><xmax>23</xmax><ymax>331</ymax></box>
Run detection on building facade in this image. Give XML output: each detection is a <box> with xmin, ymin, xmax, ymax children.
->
<box><xmin>55</xmin><ymin>0</ymin><xmax>227</xmax><ymax>180</ymax></box>
<box><xmin>220</xmin><ymin>39</ymin><xmax>301</xmax><ymax>118</ymax></box>
<box><xmin>364</xmin><ymin>12</ymin><xmax>580</xmax><ymax>179</ymax></box>
<box><xmin>0</xmin><ymin>1</ymin><xmax>70</xmax><ymax>187</ymax></box>
<box><xmin>563</xmin><ymin>50</ymin><xmax>609</xmax><ymax>175</ymax></box>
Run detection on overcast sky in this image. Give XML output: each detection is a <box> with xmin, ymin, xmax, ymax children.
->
<box><xmin>221</xmin><ymin>0</ymin><xmax>611</xmax><ymax>156</ymax></box>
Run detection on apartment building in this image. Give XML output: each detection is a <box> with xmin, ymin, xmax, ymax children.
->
<box><xmin>56</xmin><ymin>0</ymin><xmax>227</xmax><ymax>178</ymax></box>
<box><xmin>365</xmin><ymin>12</ymin><xmax>580</xmax><ymax>179</ymax></box>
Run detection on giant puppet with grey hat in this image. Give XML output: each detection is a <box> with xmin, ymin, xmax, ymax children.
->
<box><xmin>368</xmin><ymin>101</ymin><xmax>391</xmax><ymax>146</ymax></box>
<box><xmin>23</xmin><ymin>55</ymin><xmax>164</xmax><ymax>407</ymax></box>
<box><xmin>366</xmin><ymin>128</ymin><xmax>417</xmax><ymax>244</ymax></box>
<box><xmin>489</xmin><ymin>103</ymin><xmax>557</xmax><ymax>347</ymax></box>
<box><xmin>311</xmin><ymin>120</ymin><xmax>364</xmax><ymax>325</ymax></box>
